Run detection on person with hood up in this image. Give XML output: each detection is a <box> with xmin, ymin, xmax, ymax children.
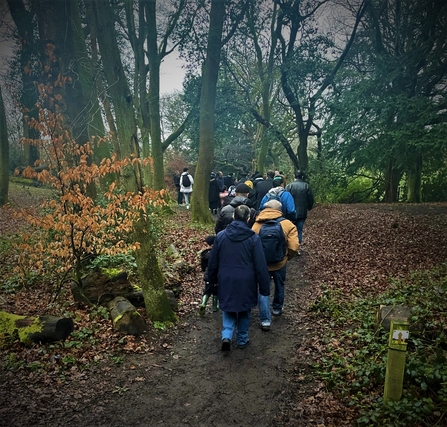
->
<box><xmin>214</xmin><ymin>182</ymin><xmax>257</xmax><ymax>233</ymax></box>
<box><xmin>259</xmin><ymin>175</ymin><xmax>297</xmax><ymax>222</ymax></box>
<box><xmin>207</xmin><ymin>205</ymin><xmax>271</xmax><ymax>351</ymax></box>
<box><xmin>180</xmin><ymin>167</ymin><xmax>194</xmax><ymax>209</ymax></box>
<box><xmin>252</xmin><ymin>199</ymin><xmax>299</xmax><ymax>329</ymax></box>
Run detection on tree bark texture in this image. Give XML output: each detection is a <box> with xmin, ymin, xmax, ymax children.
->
<box><xmin>90</xmin><ymin>0</ymin><xmax>142</xmax><ymax>193</ymax></box>
<box><xmin>406</xmin><ymin>151</ymin><xmax>422</xmax><ymax>203</ymax></box>
<box><xmin>0</xmin><ymin>84</ymin><xmax>9</xmax><ymax>206</ymax></box>
<box><xmin>192</xmin><ymin>0</ymin><xmax>226</xmax><ymax>223</ymax></box>
<box><xmin>146</xmin><ymin>0</ymin><xmax>164</xmax><ymax>190</ymax></box>
<box><xmin>133</xmin><ymin>217</ymin><xmax>177</xmax><ymax>323</ymax></box>
<box><xmin>7</xmin><ymin>0</ymin><xmax>40</xmax><ymax>167</ymax></box>
<box><xmin>384</xmin><ymin>157</ymin><xmax>402</xmax><ymax>203</ymax></box>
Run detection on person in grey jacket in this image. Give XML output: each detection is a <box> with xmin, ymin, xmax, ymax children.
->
<box><xmin>214</xmin><ymin>183</ymin><xmax>256</xmax><ymax>233</ymax></box>
<box><xmin>285</xmin><ymin>170</ymin><xmax>314</xmax><ymax>247</ymax></box>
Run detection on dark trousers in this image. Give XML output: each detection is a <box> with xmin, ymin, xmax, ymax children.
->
<box><xmin>177</xmin><ymin>188</ymin><xmax>183</xmax><ymax>204</ymax></box>
<box><xmin>203</xmin><ymin>281</ymin><xmax>218</xmax><ymax>297</ymax></box>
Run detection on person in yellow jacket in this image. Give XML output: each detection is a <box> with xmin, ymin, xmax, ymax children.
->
<box><xmin>252</xmin><ymin>199</ymin><xmax>299</xmax><ymax>330</ymax></box>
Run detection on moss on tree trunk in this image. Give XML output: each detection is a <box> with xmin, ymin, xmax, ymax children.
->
<box><xmin>133</xmin><ymin>217</ymin><xmax>177</xmax><ymax>323</ymax></box>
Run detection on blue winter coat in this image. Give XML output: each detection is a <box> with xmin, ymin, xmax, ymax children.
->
<box><xmin>259</xmin><ymin>187</ymin><xmax>297</xmax><ymax>222</ymax></box>
<box><xmin>207</xmin><ymin>220</ymin><xmax>271</xmax><ymax>312</ymax></box>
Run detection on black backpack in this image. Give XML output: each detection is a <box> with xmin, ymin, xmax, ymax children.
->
<box><xmin>182</xmin><ymin>174</ymin><xmax>191</xmax><ymax>187</ymax></box>
<box><xmin>259</xmin><ymin>217</ymin><xmax>287</xmax><ymax>264</ymax></box>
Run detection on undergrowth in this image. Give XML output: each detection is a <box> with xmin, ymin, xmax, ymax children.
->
<box><xmin>311</xmin><ymin>264</ymin><xmax>447</xmax><ymax>426</ymax></box>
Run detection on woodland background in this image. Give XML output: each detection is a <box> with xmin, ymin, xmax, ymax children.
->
<box><xmin>0</xmin><ymin>1</ymin><xmax>447</xmax><ymax>425</ymax></box>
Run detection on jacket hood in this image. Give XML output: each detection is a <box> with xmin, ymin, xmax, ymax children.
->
<box><xmin>255</xmin><ymin>207</ymin><xmax>283</xmax><ymax>223</ymax></box>
<box><xmin>229</xmin><ymin>195</ymin><xmax>249</xmax><ymax>207</ymax></box>
<box><xmin>225</xmin><ymin>220</ymin><xmax>254</xmax><ymax>242</ymax></box>
<box><xmin>181</xmin><ymin>171</ymin><xmax>189</xmax><ymax>175</ymax></box>
<box><xmin>267</xmin><ymin>186</ymin><xmax>283</xmax><ymax>196</ymax></box>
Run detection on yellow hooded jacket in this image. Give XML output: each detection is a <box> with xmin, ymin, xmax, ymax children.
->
<box><xmin>252</xmin><ymin>207</ymin><xmax>299</xmax><ymax>271</ymax></box>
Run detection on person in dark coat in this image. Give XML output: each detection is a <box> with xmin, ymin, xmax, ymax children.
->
<box><xmin>285</xmin><ymin>170</ymin><xmax>314</xmax><ymax>247</ymax></box>
<box><xmin>216</xmin><ymin>171</ymin><xmax>225</xmax><ymax>190</ymax></box>
<box><xmin>251</xmin><ymin>171</ymin><xmax>264</xmax><ymax>188</ymax></box>
<box><xmin>254</xmin><ymin>170</ymin><xmax>275</xmax><ymax>210</ymax></box>
<box><xmin>214</xmin><ymin>183</ymin><xmax>257</xmax><ymax>234</ymax></box>
<box><xmin>207</xmin><ymin>205</ymin><xmax>271</xmax><ymax>351</ymax></box>
<box><xmin>173</xmin><ymin>171</ymin><xmax>183</xmax><ymax>205</ymax></box>
<box><xmin>209</xmin><ymin>172</ymin><xmax>223</xmax><ymax>214</ymax></box>
<box><xmin>199</xmin><ymin>235</ymin><xmax>218</xmax><ymax>315</ymax></box>
<box><xmin>223</xmin><ymin>172</ymin><xmax>234</xmax><ymax>189</ymax></box>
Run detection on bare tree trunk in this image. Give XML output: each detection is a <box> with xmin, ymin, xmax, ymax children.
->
<box><xmin>7</xmin><ymin>0</ymin><xmax>40</xmax><ymax>167</ymax></box>
<box><xmin>384</xmin><ymin>157</ymin><xmax>402</xmax><ymax>203</ymax></box>
<box><xmin>0</xmin><ymin>84</ymin><xmax>9</xmax><ymax>206</ymax></box>
<box><xmin>133</xmin><ymin>217</ymin><xmax>177</xmax><ymax>323</ymax></box>
<box><xmin>407</xmin><ymin>151</ymin><xmax>422</xmax><ymax>203</ymax></box>
<box><xmin>146</xmin><ymin>0</ymin><xmax>164</xmax><ymax>190</ymax></box>
<box><xmin>192</xmin><ymin>0</ymin><xmax>226</xmax><ymax>223</ymax></box>
<box><xmin>90</xmin><ymin>0</ymin><xmax>142</xmax><ymax>193</ymax></box>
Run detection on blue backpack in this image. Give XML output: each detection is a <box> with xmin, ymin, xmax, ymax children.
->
<box><xmin>259</xmin><ymin>217</ymin><xmax>286</xmax><ymax>264</ymax></box>
<box><xmin>265</xmin><ymin>189</ymin><xmax>284</xmax><ymax>203</ymax></box>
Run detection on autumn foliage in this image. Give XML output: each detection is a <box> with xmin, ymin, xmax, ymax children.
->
<box><xmin>14</xmin><ymin>104</ymin><xmax>167</xmax><ymax>286</ymax></box>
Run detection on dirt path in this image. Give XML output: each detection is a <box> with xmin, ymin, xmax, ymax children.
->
<box><xmin>1</xmin><ymin>255</ymin><xmax>315</xmax><ymax>427</ymax></box>
<box><xmin>79</xmin><ymin>255</ymin><xmax>313</xmax><ymax>427</ymax></box>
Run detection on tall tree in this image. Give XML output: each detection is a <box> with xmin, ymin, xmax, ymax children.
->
<box><xmin>326</xmin><ymin>0</ymin><xmax>447</xmax><ymax>202</ymax></box>
<box><xmin>88</xmin><ymin>0</ymin><xmax>142</xmax><ymax>193</ymax></box>
<box><xmin>191</xmin><ymin>0</ymin><xmax>226</xmax><ymax>223</ymax></box>
<box><xmin>125</xmin><ymin>0</ymin><xmax>195</xmax><ymax>189</ymax></box>
<box><xmin>0</xmin><ymin>83</ymin><xmax>9</xmax><ymax>206</ymax></box>
<box><xmin>223</xmin><ymin>0</ymin><xmax>303</xmax><ymax>173</ymax></box>
<box><xmin>6</xmin><ymin>0</ymin><xmax>40</xmax><ymax>167</ymax></box>
<box><xmin>275</xmin><ymin>0</ymin><xmax>368</xmax><ymax>172</ymax></box>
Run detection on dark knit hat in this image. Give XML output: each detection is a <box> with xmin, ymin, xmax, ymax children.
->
<box><xmin>235</xmin><ymin>183</ymin><xmax>251</xmax><ymax>194</ymax></box>
<box><xmin>205</xmin><ymin>235</ymin><xmax>215</xmax><ymax>246</ymax></box>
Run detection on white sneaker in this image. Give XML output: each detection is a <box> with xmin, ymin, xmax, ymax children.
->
<box><xmin>260</xmin><ymin>322</ymin><xmax>271</xmax><ymax>331</ymax></box>
<box><xmin>186</xmin><ymin>205</ymin><xmax>190</xmax><ymax>209</ymax></box>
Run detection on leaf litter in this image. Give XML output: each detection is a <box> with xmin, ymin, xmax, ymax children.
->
<box><xmin>1</xmin><ymin>188</ymin><xmax>447</xmax><ymax>426</ymax></box>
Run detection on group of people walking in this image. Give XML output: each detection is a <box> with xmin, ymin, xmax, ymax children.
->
<box><xmin>196</xmin><ymin>169</ymin><xmax>314</xmax><ymax>352</ymax></box>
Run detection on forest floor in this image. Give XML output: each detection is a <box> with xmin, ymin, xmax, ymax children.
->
<box><xmin>1</xmin><ymin>183</ymin><xmax>447</xmax><ymax>426</ymax></box>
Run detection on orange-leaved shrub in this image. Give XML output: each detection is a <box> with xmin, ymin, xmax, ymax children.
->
<box><xmin>15</xmin><ymin>107</ymin><xmax>166</xmax><ymax>286</ymax></box>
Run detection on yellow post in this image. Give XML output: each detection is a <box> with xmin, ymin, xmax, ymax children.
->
<box><xmin>384</xmin><ymin>320</ymin><xmax>410</xmax><ymax>402</ymax></box>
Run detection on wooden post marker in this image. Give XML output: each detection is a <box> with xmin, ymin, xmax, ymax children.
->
<box><xmin>384</xmin><ymin>320</ymin><xmax>410</xmax><ymax>402</ymax></box>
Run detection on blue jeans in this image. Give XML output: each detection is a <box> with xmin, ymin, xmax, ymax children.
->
<box><xmin>221</xmin><ymin>310</ymin><xmax>251</xmax><ymax>346</ymax></box>
<box><xmin>183</xmin><ymin>192</ymin><xmax>191</xmax><ymax>205</ymax></box>
<box><xmin>271</xmin><ymin>265</ymin><xmax>287</xmax><ymax>312</ymax></box>
<box><xmin>295</xmin><ymin>219</ymin><xmax>305</xmax><ymax>245</ymax></box>
<box><xmin>258</xmin><ymin>293</ymin><xmax>271</xmax><ymax>324</ymax></box>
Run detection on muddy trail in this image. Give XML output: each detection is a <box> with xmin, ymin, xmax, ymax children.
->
<box><xmin>2</xmin><ymin>256</ymin><xmax>316</xmax><ymax>427</ymax></box>
<box><xmin>86</xmin><ymin>255</ymin><xmax>314</xmax><ymax>427</ymax></box>
<box><xmin>4</xmin><ymin>199</ymin><xmax>446</xmax><ymax>426</ymax></box>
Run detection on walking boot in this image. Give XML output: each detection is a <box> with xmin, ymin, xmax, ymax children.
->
<box><xmin>212</xmin><ymin>296</ymin><xmax>219</xmax><ymax>312</ymax></box>
<box><xmin>199</xmin><ymin>295</ymin><xmax>209</xmax><ymax>316</ymax></box>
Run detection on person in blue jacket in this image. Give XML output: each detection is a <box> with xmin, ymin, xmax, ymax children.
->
<box><xmin>258</xmin><ymin>175</ymin><xmax>297</xmax><ymax>222</ymax></box>
<box><xmin>207</xmin><ymin>205</ymin><xmax>271</xmax><ymax>352</ymax></box>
